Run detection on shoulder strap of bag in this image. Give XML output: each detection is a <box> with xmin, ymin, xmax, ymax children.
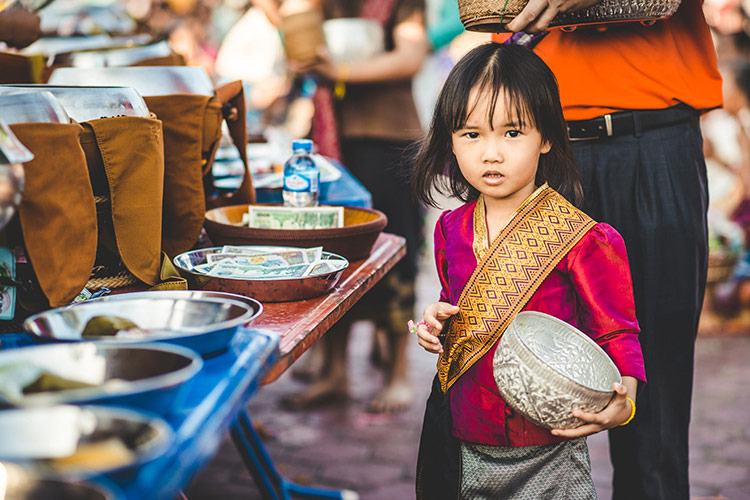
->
<box><xmin>208</xmin><ymin>80</ymin><xmax>256</xmax><ymax>208</ymax></box>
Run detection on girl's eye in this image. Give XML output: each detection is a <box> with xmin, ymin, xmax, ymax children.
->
<box><xmin>464</xmin><ymin>132</ymin><xmax>479</xmax><ymax>139</ymax></box>
<box><xmin>506</xmin><ymin>130</ymin><xmax>522</xmax><ymax>138</ymax></box>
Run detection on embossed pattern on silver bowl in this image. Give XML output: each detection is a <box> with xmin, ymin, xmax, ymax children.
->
<box><xmin>493</xmin><ymin>311</ymin><xmax>621</xmax><ymax>429</ymax></box>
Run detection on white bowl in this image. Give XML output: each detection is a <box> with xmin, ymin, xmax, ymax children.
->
<box><xmin>323</xmin><ymin>18</ymin><xmax>384</xmax><ymax>64</ymax></box>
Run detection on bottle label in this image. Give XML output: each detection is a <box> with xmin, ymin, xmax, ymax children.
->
<box><xmin>284</xmin><ymin>173</ymin><xmax>311</xmax><ymax>192</ymax></box>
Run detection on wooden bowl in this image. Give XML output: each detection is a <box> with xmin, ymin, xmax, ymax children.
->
<box><xmin>204</xmin><ymin>204</ymin><xmax>387</xmax><ymax>261</ymax></box>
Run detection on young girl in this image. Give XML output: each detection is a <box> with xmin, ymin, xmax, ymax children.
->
<box><xmin>411</xmin><ymin>43</ymin><xmax>646</xmax><ymax>500</ymax></box>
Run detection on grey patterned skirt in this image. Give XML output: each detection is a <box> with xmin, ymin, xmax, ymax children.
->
<box><xmin>460</xmin><ymin>438</ymin><xmax>596</xmax><ymax>500</ymax></box>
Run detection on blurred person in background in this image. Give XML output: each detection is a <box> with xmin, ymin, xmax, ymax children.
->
<box><xmin>257</xmin><ymin>0</ymin><xmax>429</xmax><ymax>413</ymax></box>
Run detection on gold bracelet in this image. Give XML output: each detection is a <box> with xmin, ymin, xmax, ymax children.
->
<box><xmin>334</xmin><ymin>63</ymin><xmax>349</xmax><ymax>99</ymax></box>
<box><xmin>619</xmin><ymin>397</ymin><xmax>636</xmax><ymax>426</ymax></box>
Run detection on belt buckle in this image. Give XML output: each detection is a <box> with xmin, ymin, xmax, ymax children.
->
<box><xmin>567</xmin><ymin>113</ymin><xmax>613</xmax><ymax>142</ymax></box>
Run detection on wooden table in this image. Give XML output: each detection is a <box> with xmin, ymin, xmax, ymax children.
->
<box><xmin>255</xmin><ymin>232</ymin><xmax>406</xmax><ymax>384</ymax></box>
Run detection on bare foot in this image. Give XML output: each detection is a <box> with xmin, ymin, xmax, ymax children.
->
<box><xmin>367</xmin><ymin>380</ymin><xmax>413</xmax><ymax>413</ymax></box>
<box><xmin>281</xmin><ymin>375</ymin><xmax>349</xmax><ymax>410</ymax></box>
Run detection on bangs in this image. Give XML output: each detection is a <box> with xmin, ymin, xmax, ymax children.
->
<box><xmin>450</xmin><ymin>61</ymin><xmax>536</xmax><ymax>133</ymax></box>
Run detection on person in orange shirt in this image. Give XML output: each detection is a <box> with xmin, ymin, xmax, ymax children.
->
<box><xmin>491</xmin><ymin>1</ymin><xmax>722</xmax><ymax>499</ymax></box>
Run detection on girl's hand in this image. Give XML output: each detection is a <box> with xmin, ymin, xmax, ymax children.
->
<box><xmin>415</xmin><ymin>302</ymin><xmax>460</xmax><ymax>354</ymax></box>
<box><xmin>549</xmin><ymin>378</ymin><xmax>636</xmax><ymax>438</ymax></box>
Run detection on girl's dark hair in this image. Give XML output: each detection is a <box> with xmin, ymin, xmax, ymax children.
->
<box><xmin>411</xmin><ymin>42</ymin><xmax>583</xmax><ymax>207</ymax></box>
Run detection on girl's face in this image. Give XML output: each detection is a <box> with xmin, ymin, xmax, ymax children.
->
<box><xmin>452</xmin><ymin>87</ymin><xmax>550</xmax><ymax>206</ymax></box>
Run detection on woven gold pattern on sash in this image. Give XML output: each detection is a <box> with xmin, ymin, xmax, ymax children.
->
<box><xmin>438</xmin><ymin>185</ymin><xmax>596</xmax><ymax>393</ymax></box>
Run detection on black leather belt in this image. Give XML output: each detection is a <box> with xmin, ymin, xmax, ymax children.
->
<box><xmin>566</xmin><ymin>106</ymin><xmax>699</xmax><ymax>141</ymax></box>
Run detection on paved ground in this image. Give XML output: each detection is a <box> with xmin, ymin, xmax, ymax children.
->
<box><xmin>186</xmin><ymin>207</ymin><xmax>750</xmax><ymax>500</ymax></box>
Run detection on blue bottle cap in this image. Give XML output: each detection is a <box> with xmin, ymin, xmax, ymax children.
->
<box><xmin>292</xmin><ymin>139</ymin><xmax>313</xmax><ymax>152</ymax></box>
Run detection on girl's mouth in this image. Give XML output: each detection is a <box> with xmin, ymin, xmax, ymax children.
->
<box><xmin>482</xmin><ymin>172</ymin><xmax>505</xmax><ymax>185</ymax></box>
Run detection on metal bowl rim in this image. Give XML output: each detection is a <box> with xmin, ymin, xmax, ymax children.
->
<box><xmin>0</xmin><ymin>404</ymin><xmax>173</xmax><ymax>477</ymax></box>
<box><xmin>0</xmin><ymin>342</ymin><xmax>203</xmax><ymax>406</ymax></box>
<box><xmin>510</xmin><ymin>311</ymin><xmax>621</xmax><ymax>394</ymax></box>
<box><xmin>86</xmin><ymin>290</ymin><xmax>263</xmax><ymax>326</ymax></box>
<box><xmin>24</xmin><ymin>296</ymin><xmax>260</xmax><ymax>338</ymax></box>
<box><xmin>173</xmin><ymin>246</ymin><xmax>350</xmax><ymax>282</ymax></box>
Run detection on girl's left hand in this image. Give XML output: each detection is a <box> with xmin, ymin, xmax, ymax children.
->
<box><xmin>549</xmin><ymin>379</ymin><xmax>635</xmax><ymax>438</ymax></box>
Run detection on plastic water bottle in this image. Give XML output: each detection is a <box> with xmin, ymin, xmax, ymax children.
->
<box><xmin>282</xmin><ymin>139</ymin><xmax>320</xmax><ymax>207</ymax></box>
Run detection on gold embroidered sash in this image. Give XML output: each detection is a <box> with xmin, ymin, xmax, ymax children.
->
<box><xmin>438</xmin><ymin>185</ymin><xmax>596</xmax><ymax>393</ymax></box>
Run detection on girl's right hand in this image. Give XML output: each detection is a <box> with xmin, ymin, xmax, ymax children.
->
<box><xmin>416</xmin><ymin>302</ymin><xmax>460</xmax><ymax>354</ymax></box>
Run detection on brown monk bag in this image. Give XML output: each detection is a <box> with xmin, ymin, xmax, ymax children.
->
<box><xmin>2</xmin><ymin>117</ymin><xmax>185</xmax><ymax>326</ymax></box>
<box><xmin>143</xmin><ymin>79</ymin><xmax>256</xmax><ymax>258</ymax></box>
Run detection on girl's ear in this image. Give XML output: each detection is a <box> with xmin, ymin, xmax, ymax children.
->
<box><xmin>541</xmin><ymin>140</ymin><xmax>552</xmax><ymax>155</ymax></box>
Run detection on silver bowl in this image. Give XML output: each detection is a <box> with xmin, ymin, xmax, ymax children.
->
<box><xmin>0</xmin><ymin>85</ymin><xmax>150</xmax><ymax>122</ymax></box>
<box><xmin>0</xmin><ymin>91</ymin><xmax>70</xmax><ymax>124</ymax></box>
<box><xmin>49</xmin><ymin>66</ymin><xmax>215</xmax><ymax>97</ymax></box>
<box><xmin>22</xmin><ymin>35</ymin><xmax>153</xmax><ymax>58</ymax></box>
<box><xmin>323</xmin><ymin>18</ymin><xmax>384</xmax><ymax>65</ymax></box>
<box><xmin>0</xmin><ymin>405</ymin><xmax>172</xmax><ymax>481</ymax></box>
<box><xmin>493</xmin><ymin>311</ymin><xmax>621</xmax><ymax>429</ymax></box>
<box><xmin>24</xmin><ymin>293</ymin><xmax>261</xmax><ymax>357</ymax></box>
<box><xmin>173</xmin><ymin>246</ymin><xmax>348</xmax><ymax>302</ymax></box>
<box><xmin>0</xmin><ymin>343</ymin><xmax>201</xmax><ymax>416</ymax></box>
<box><xmin>50</xmin><ymin>40</ymin><xmax>173</xmax><ymax>68</ymax></box>
<box><xmin>0</xmin><ymin>464</ymin><xmax>123</xmax><ymax>500</ymax></box>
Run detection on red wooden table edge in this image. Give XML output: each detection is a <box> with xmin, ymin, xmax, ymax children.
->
<box><xmin>259</xmin><ymin>233</ymin><xmax>406</xmax><ymax>384</ymax></box>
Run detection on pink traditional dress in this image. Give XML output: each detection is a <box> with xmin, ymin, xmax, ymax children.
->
<box><xmin>416</xmin><ymin>184</ymin><xmax>646</xmax><ymax>500</ymax></box>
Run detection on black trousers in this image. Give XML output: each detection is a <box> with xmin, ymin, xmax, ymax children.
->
<box><xmin>573</xmin><ymin>117</ymin><xmax>708</xmax><ymax>500</ymax></box>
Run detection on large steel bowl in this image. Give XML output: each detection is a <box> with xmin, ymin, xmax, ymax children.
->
<box><xmin>0</xmin><ymin>464</ymin><xmax>123</xmax><ymax>500</ymax></box>
<box><xmin>50</xmin><ymin>41</ymin><xmax>174</xmax><ymax>68</ymax></box>
<box><xmin>0</xmin><ymin>343</ymin><xmax>201</xmax><ymax>416</ymax></box>
<box><xmin>0</xmin><ymin>85</ymin><xmax>150</xmax><ymax>122</ymax></box>
<box><xmin>48</xmin><ymin>66</ymin><xmax>215</xmax><ymax>97</ymax></box>
<box><xmin>24</xmin><ymin>293</ymin><xmax>261</xmax><ymax>357</ymax></box>
<box><xmin>0</xmin><ymin>91</ymin><xmax>70</xmax><ymax>124</ymax></box>
<box><xmin>173</xmin><ymin>246</ymin><xmax>348</xmax><ymax>302</ymax></box>
<box><xmin>493</xmin><ymin>311</ymin><xmax>621</xmax><ymax>429</ymax></box>
<box><xmin>0</xmin><ymin>405</ymin><xmax>172</xmax><ymax>482</ymax></box>
<box><xmin>22</xmin><ymin>35</ymin><xmax>153</xmax><ymax>58</ymax></box>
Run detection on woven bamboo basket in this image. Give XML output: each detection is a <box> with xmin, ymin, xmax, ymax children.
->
<box><xmin>458</xmin><ymin>0</ymin><xmax>682</xmax><ymax>32</ymax></box>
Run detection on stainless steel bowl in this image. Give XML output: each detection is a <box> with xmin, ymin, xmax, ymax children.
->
<box><xmin>49</xmin><ymin>66</ymin><xmax>215</xmax><ymax>97</ymax></box>
<box><xmin>0</xmin><ymin>91</ymin><xmax>70</xmax><ymax>124</ymax></box>
<box><xmin>1</xmin><ymin>464</ymin><xmax>123</xmax><ymax>500</ymax></box>
<box><xmin>493</xmin><ymin>311</ymin><xmax>621</xmax><ymax>429</ymax></box>
<box><xmin>0</xmin><ymin>343</ymin><xmax>201</xmax><ymax>416</ymax></box>
<box><xmin>22</xmin><ymin>35</ymin><xmax>153</xmax><ymax>58</ymax></box>
<box><xmin>0</xmin><ymin>405</ymin><xmax>172</xmax><ymax>481</ymax></box>
<box><xmin>323</xmin><ymin>18</ymin><xmax>384</xmax><ymax>64</ymax></box>
<box><xmin>173</xmin><ymin>246</ymin><xmax>349</xmax><ymax>302</ymax></box>
<box><xmin>50</xmin><ymin>40</ymin><xmax>173</xmax><ymax>68</ymax></box>
<box><xmin>0</xmin><ymin>85</ymin><xmax>150</xmax><ymax>122</ymax></box>
<box><xmin>24</xmin><ymin>292</ymin><xmax>262</xmax><ymax>356</ymax></box>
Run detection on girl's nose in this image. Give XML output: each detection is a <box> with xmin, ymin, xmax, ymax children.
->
<box><xmin>481</xmin><ymin>139</ymin><xmax>503</xmax><ymax>163</ymax></box>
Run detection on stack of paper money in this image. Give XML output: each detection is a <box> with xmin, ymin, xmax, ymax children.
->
<box><xmin>191</xmin><ymin>246</ymin><xmax>346</xmax><ymax>279</ymax></box>
<box><xmin>240</xmin><ymin>206</ymin><xmax>345</xmax><ymax>230</ymax></box>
